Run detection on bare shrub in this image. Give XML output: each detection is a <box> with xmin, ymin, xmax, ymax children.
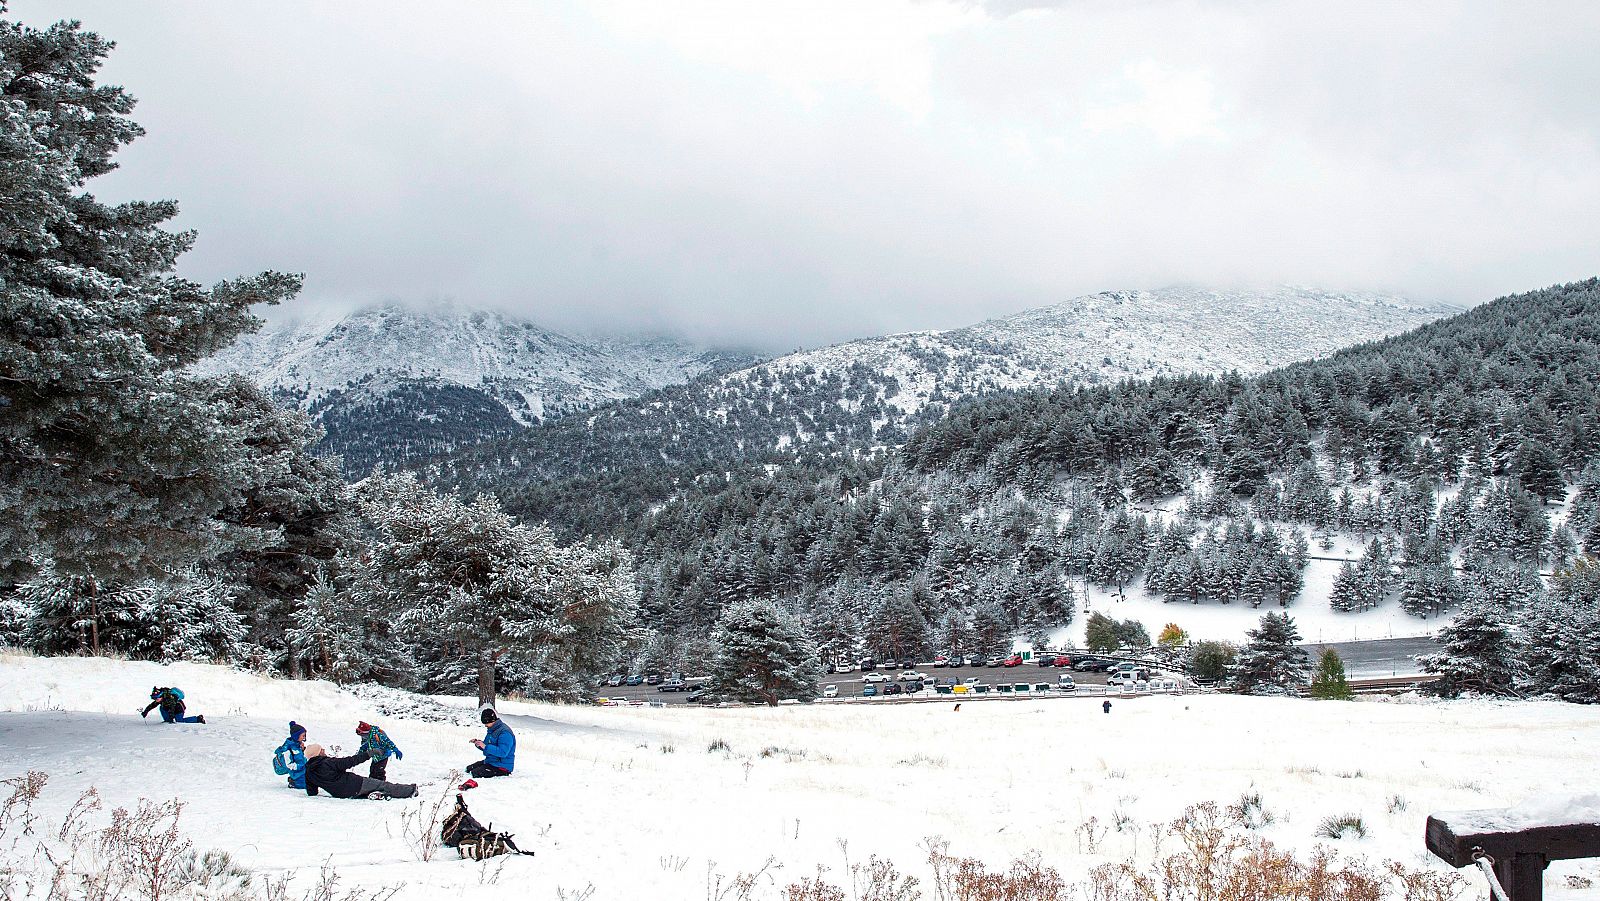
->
<box><xmin>783</xmin><ymin>866</ymin><xmax>846</xmax><ymax>901</ymax></box>
<box><xmin>850</xmin><ymin>855</ymin><xmax>918</xmax><ymax>901</ymax></box>
<box><xmin>393</xmin><ymin>770</ymin><xmax>462</xmax><ymax>862</ymax></box>
<box><xmin>708</xmin><ymin>738</ymin><xmax>732</xmax><ymax>754</ymax></box>
<box><xmin>1084</xmin><ymin>804</ymin><xmax>1467</xmax><ymax>901</ymax></box>
<box><xmin>926</xmin><ymin>845</ymin><xmax>1071</xmax><ymax>901</ymax></box>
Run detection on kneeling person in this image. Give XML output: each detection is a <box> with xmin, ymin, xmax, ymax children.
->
<box><xmin>304</xmin><ymin>744</ymin><xmax>416</xmax><ymax>800</ymax></box>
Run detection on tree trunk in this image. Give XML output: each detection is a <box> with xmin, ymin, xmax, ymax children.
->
<box><xmin>88</xmin><ymin>581</ymin><xmax>100</xmax><ymax>657</ymax></box>
<box><xmin>477</xmin><ymin>649</ymin><xmax>496</xmax><ymax>707</ymax></box>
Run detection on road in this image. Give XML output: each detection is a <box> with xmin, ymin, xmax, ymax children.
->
<box><xmin>1303</xmin><ymin>635</ymin><xmax>1439</xmax><ymax>677</ymax></box>
<box><xmin>596</xmin><ymin>660</ymin><xmax>1118</xmax><ymax>706</ymax></box>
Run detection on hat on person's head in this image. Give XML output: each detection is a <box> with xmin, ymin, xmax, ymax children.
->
<box><xmin>305</xmin><ymin>743</ymin><xmax>325</xmax><ymax>758</ymax></box>
<box><xmin>356</xmin><ymin>721</ymin><xmax>372</xmax><ymax>735</ymax></box>
<box><xmin>289</xmin><ymin>721</ymin><xmax>306</xmax><ymax>740</ymax></box>
<box><xmin>479</xmin><ymin>705</ymin><xmax>497</xmax><ymax>724</ymax></box>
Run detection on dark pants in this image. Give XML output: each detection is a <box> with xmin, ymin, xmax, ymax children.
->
<box><xmin>160</xmin><ymin>709</ymin><xmax>203</xmax><ymax>724</ymax></box>
<box><xmin>356</xmin><ymin>777</ymin><xmax>416</xmax><ymax>799</ymax></box>
<box><xmin>368</xmin><ymin>757</ymin><xmax>388</xmax><ymax>780</ymax></box>
<box><xmin>466</xmin><ymin>761</ymin><xmax>510</xmax><ymax>779</ymax></box>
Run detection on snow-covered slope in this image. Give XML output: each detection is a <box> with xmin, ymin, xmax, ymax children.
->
<box><xmin>734</xmin><ymin>286</ymin><xmax>1459</xmax><ymax>421</ymax></box>
<box><xmin>201</xmin><ymin>302</ymin><xmax>758</xmax><ymax>426</ymax></box>
<box><xmin>4</xmin><ymin>654</ymin><xmax>1599</xmax><ymax>899</ymax></box>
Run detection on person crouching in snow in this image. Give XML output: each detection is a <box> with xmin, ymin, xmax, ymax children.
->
<box><xmin>303</xmin><ymin>744</ymin><xmax>417</xmax><ymax>800</ymax></box>
<box><xmin>141</xmin><ymin>686</ymin><xmax>204</xmax><ymax>724</ymax></box>
<box><xmin>355</xmin><ymin>721</ymin><xmax>402</xmax><ymax>780</ymax></box>
<box><xmin>459</xmin><ymin>705</ymin><xmax>515</xmax><ymax>790</ymax></box>
<box><xmin>273</xmin><ymin>722</ymin><xmax>309</xmax><ymax>789</ymax></box>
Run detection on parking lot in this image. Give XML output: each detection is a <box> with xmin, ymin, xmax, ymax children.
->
<box><xmin>595</xmin><ymin>657</ymin><xmax>1174</xmax><ymax>706</ymax></box>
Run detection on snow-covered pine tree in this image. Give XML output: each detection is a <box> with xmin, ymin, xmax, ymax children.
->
<box><xmin>708</xmin><ymin>599</ymin><xmax>820</xmax><ymax>706</ymax></box>
<box><xmin>1328</xmin><ymin>562</ymin><xmax>1366</xmax><ymax>612</ymax></box>
<box><xmin>1518</xmin><ymin>560</ymin><xmax>1600</xmax><ymax>703</ymax></box>
<box><xmin>125</xmin><ymin>571</ymin><xmax>245</xmax><ymax>663</ymax></box>
<box><xmin>353</xmin><ymin>473</ymin><xmax>637</xmax><ymax>704</ymax></box>
<box><xmin>1227</xmin><ymin>611</ymin><xmax>1309</xmax><ymax>695</ymax></box>
<box><xmin>18</xmin><ymin>572</ymin><xmax>146</xmax><ymax>656</ymax></box>
<box><xmin>1308</xmin><ymin>647</ymin><xmax>1353</xmax><ymax>700</ymax></box>
<box><xmin>1417</xmin><ymin>601</ymin><xmax>1520</xmax><ymax>698</ymax></box>
<box><xmin>0</xmin><ymin>14</ymin><xmax>301</xmax><ymax>585</ymax></box>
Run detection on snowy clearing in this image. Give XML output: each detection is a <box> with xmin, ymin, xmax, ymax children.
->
<box><xmin>2</xmin><ymin>654</ymin><xmax>1597</xmax><ymax>899</ymax></box>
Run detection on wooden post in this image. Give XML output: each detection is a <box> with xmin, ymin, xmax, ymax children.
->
<box><xmin>1492</xmin><ymin>853</ymin><xmax>1546</xmax><ymax>901</ymax></box>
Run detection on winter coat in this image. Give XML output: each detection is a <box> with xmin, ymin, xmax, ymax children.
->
<box><xmin>359</xmin><ymin>726</ymin><xmax>402</xmax><ymax>762</ymax></box>
<box><xmin>143</xmin><ymin>688</ymin><xmax>185</xmax><ymax>719</ymax></box>
<box><xmin>305</xmin><ymin>751</ymin><xmax>373</xmax><ymax>798</ymax></box>
<box><xmin>481</xmin><ymin>720</ymin><xmax>516</xmax><ymax>773</ymax></box>
<box><xmin>274</xmin><ymin>737</ymin><xmax>308</xmax><ymax>789</ymax></box>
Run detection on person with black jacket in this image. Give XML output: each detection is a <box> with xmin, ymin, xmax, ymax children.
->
<box><xmin>302</xmin><ymin>744</ymin><xmax>417</xmax><ymax>800</ymax></box>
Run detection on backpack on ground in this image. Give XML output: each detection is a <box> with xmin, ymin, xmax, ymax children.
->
<box><xmin>440</xmin><ymin>794</ymin><xmax>533</xmax><ymax>861</ymax></box>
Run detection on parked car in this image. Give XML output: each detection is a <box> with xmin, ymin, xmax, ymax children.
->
<box><xmin>860</xmin><ymin>657</ymin><xmax>876</xmax><ymax>671</ymax></box>
<box><xmin>904</xmin><ymin>680</ymin><xmax>924</xmax><ymax>693</ymax></box>
<box><xmin>658</xmin><ymin>678</ymin><xmax>687</xmax><ymax>692</ymax></box>
<box><xmin>962</xmin><ymin>677</ymin><xmax>984</xmax><ymax>688</ymax></box>
<box><xmin>1003</xmin><ymin>654</ymin><xmax>1023</xmax><ymax>667</ymax></box>
<box><xmin>883</xmin><ymin>683</ymin><xmax>903</xmax><ymax>696</ymax></box>
<box><xmin>823</xmin><ymin>685</ymin><xmax>839</xmax><ymax>699</ymax></box>
<box><xmin>965</xmin><ymin>654</ymin><xmax>984</xmax><ymax>667</ymax></box>
<box><xmin>1072</xmin><ymin>659</ymin><xmax>1103</xmax><ymax>672</ymax></box>
<box><xmin>1035</xmin><ymin>654</ymin><xmax>1056</xmax><ymax>667</ymax></box>
<box><xmin>985</xmin><ymin>656</ymin><xmax>1004</xmax><ymax>667</ymax></box>
<box><xmin>933</xmin><ymin>655</ymin><xmax>951</xmax><ymax>668</ymax></box>
<box><xmin>625</xmin><ymin>675</ymin><xmax>644</xmax><ymax>686</ymax></box>
<box><xmin>862</xmin><ymin>685</ymin><xmax>878</xmax><ymax>697</ymax></box>
<box><xmin>685</xmin><ymin>688</ymin><xmax>709</xmax><ymax>703</ymax></box>
<box><xmin>645</xmin><ymin>673</ymin><xmax>663</xmax><ymax>685</ymax></box>
<box><xmin>863</xmin><ymin>672</ymin><xmax>890</xmax><ymax>684</ymax></box>
<box><xmin>1053</xmin><ymin>655</ymin><xmax>1073</xmax><ymax>667</ymax></box>
<box><xmin>897</xmin><ymin>658</ymin><xmax>917</xmax><ymax>670</ymax></box>
<box><xmin>879</xmin><ymin>659</ymin><xmax>900</xmax><ymax>670</ymax></box>
<box><xmin>1057</xmin><ymin>674</ymin><xmax>1076</xmax><ymax>690</ymax></box>
<box><xmin>897</xmin><ymin>670</ymin><xmax>925</xmax><ymax>682</ymax></box>
<box><xmin>606</xmin><ymin>674</ymin><xmax>625</xmax><ymax>687</ymax></box>
<box><xmin>833</xmin><ymin>661</ymin><xmax>857</xmax><ymax>674</ymax></box>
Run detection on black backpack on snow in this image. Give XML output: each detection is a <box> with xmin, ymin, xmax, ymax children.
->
<box><xmin>440</xmin><ymin>794</ymin><xmax>533</xmax><ymax>861</ymax></box>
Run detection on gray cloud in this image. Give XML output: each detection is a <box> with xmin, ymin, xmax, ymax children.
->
<box><xmin>14</xmin><ymin>1</ymin><xmax>1600</xmax><ymax>351</ymax></box>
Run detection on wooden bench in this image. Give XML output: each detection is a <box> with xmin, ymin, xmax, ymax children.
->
<box><xmin>1427</xmin><ymin>804</ymin><xmax>1600</xmax><ymax>900</ymax></box>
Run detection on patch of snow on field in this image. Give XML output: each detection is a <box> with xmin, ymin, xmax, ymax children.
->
<box><xmin>4</xmin><ymin>654</ymin><xmax>1598</xmax><ymax>898</ymax></box>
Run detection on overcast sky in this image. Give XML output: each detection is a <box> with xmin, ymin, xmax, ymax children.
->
<box><xmin>14</xmin><ymin>1</ymin><xmax>1600</xmax><ymax>350</ymax></box>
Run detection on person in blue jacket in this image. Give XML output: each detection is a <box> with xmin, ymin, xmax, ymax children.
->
<box><xmin>273</xmin><ymin>721</ymin><xmax>309</xmax><ymax>788</ymax></box>
<box><xmin>141</xmin><ymin>686</ymin><xmax>204</xmax><ymax>724</ymax></box>
<box><xmin>355</xmin><ymin>721</ymin><xmax>403</xmax><ymax>780</ymax></box>
<box><xmin>460</xmin><ymin>705</ymin><xmax>515</xmax><ymax>789</ymax></box>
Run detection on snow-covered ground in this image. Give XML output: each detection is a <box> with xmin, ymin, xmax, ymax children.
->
<box><xmin>4</xmin><ymin>654</ymin><xmax>1597</xmax><ymax>898</ymax></box>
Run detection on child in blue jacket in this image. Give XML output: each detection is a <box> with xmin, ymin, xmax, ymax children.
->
<box><xmin>273</xmin><ymin>721</ymin><xmax>309</xmax><ymax>789</ymax></box>
<box><xmin>356</xmin><ymin>721</ymin><xmax>403</xmax><ymax>780</ymax></box>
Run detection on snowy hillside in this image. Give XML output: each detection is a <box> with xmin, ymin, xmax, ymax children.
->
<box><xmin>734</xmin><ymin>286</ymin><xmax>1458</xmax><ymax>424</ymax></box>
<box><xmin>3</xmin><ymin>654</ymin><xmax>1598</xmax><ymax>899</ymax></box>
<box><xmin>202</xmin><ymin>302</ymin><xmax>758</xmax><ymax>425</ymax></box>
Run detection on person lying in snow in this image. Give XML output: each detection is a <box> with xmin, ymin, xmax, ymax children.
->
<box><xmin>459</xmin><ymin>705</ymin><xmax>515</xmax><ymax>790</ymax></box>
<box><xmin>141</xmin><ymin>686</ymin><xmax>204</xmax><ymax>724</ymax></box>
<box><xmin>303</xmin><ymin>744</ymin><xmax>417</xmax><ymax>800</ymax></box>
<box><xmin>273</xmin><ymin>721</ymin><xmax>309</xmax><ymax>789</ymax></box>
<box><xmin>355</xmin><ymin>721</ymin><xmax>402</xmax><ymax>780</ymax></box>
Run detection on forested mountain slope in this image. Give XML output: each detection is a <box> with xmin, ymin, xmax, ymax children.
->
<box><xmin>550</xmin><ymin>279</ymin><xmax>1600</xmax><ymax>674</ymax></box>
<box><xmin>199</xmin><ymin>302</ymin><xmax>760</xmax><ymax>474</ymax></box>
<box><xmin>427</xmin><ymin>286</ymin><xmax>1453</xmax><ymax>533</ymax></box>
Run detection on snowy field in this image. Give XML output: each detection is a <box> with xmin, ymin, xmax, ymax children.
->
<box><xmin>2</xmin><ymin>653</ymin><xmax>1598</xmax><ymax>899</ymax></box>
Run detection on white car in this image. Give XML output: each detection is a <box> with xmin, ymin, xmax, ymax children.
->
<box><xmin>1057</xmin><ymin>674</ymin><xmax>1077</xmax><ymax>690</ymax></box>
<box><xmin>897</xmin><ymin>670</ymin><xmax>926</xmax><ymax>682</ymax></box>
<box><xmin>823</xmin><ymin>684</ymin><xmax>839</xmax><ymax>698</ymax></box>
<box><xmin>863</xmin><ymin>672</ymin><xmax>890</xmax><ymax>684</ymax></box>
<box><xmin>962</xmin><ymin>677</ymin><xmax>983</xmax><ymax>687</ymax></box>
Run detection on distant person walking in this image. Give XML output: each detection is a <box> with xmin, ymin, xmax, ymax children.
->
<box><xmin>460</xmin><ymin>705</ymin><xmax>515</xmax><ymax>790</ymax></box>
<box><xmin>1102</xmin><ymin>699</ymin><xmax>1112</xmax><ymax>714</ymax></box>
<box><xmin>141</xmin><ymin>687</ymin><xmax>204</xmax><ymax>724</ymax></box>
<box><xmin>355</xmin><ymin>721</ymin><xmax>403</xmax><ymax>780</ymax></box>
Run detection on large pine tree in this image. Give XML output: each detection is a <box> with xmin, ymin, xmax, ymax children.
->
<box><xmin>1417</xmin><ymin>601</ymin><xmax>1520</xmax><ymax>698</ymax></box>
<box><xmin>0</xmin><ymin>13</ymin><xmax>301</xmax><ymax>584</ymax></box>
<box><xmin>709</xmin><ymin>599</ymin><xmax>820</xmax><ymax>706</ymax></box>
<box><xmin>1228</xmin><ymin>612</ymin><xmax>1309</xmax><ymax>695</ymax></box>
